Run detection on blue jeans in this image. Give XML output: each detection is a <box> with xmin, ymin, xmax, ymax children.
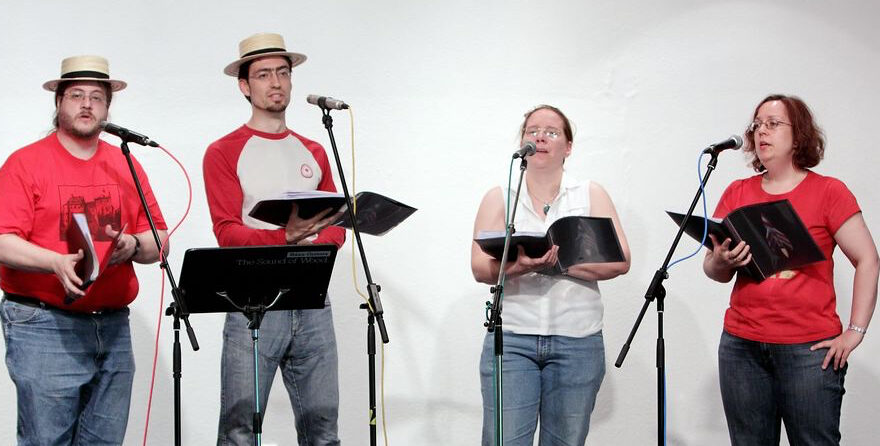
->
<box><xmin>218</xmin><ymin>305</ymin><xmax>340</xmax><ymax>446</ymax></box>
<box><xmin>1</xmin><ymin>298</ymin><xmax>135</xmax><ymax>446</ymax></box>
<box><xmin>480</xmin><ymin>331</ymin><xmax>605</xmax><ymax>446</ymax></box>
<box><xmin>718</xmin><ymin>331</ymin><xmax>846</xmax><ymax>446</ymax></box>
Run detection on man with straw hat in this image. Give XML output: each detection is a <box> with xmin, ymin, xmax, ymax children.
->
<box><xmin>0</xmin><ymin>55</ymin><xmax>168</xmax><ymax>444</ymax></box>
<box><xmin>204</xmin><ymin>33</ymin><xmax>344</xmax><ymax>445</ymax></box>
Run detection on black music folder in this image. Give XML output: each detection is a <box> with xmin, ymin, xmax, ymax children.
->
<box><xmin>475</xmin><ymin>216</ymin><xmax>626</xmax><ymax>275</ymax></box>
<box><xmin>667</xmin><ymin>199</ymin><xmax>825</xmax><ymax>281</ymax></box>
<box><xmin>248</xmin><ymin>190</ymin><xmax>416</xmax><ymax>236</ymax></box>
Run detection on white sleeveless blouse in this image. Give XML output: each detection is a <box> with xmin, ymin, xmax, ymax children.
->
<box><xmin>500</xmin><ymin>172</ymin><xmax>604</xmax><ymax>337</ymax></box>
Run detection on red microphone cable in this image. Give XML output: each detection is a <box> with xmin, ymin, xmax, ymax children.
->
<box><xmin>140</xmin><ymin>145</ymin><xmax>193</xmax><ymax>446</ymax></box>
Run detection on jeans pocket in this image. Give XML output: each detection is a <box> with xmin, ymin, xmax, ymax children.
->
<box><xmin>1</xmin><ymin>301</ymin><xmax>43</xmax><ymax>325</ymax></box>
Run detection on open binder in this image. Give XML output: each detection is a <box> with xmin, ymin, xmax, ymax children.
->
<box><xmin>65</xmin><ymin>213</ymin><xmax>126</xmax><ymax>289</ymax></box>
<box><xmin>248</xmin><ymin>190</ymin><xmax>416</xmax><ymax>236</ymax></box>
<box><xmin>475</xmin><ymin>215</ymin><xmax>626</xmax><ymax>275</ymax></box>
<box><xmin>667</xmin><ymin>199</ymin><xmax>825</xmax><ymax>281</ymax></box>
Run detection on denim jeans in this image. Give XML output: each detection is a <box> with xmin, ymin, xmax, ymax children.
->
<box><xmin>217</xmin><ymin>305</ymin><xmax>340</xmax><ymax>446</ymax></box>
<box><xmin>480</xmin><ymin>331</ymin><xmax>605</xmax><ymax>446</ymax></box>
<box><xmin>718</xmin><ymin>331</ymin><xmax>846</xmax><ymax>446</ymax></box>
<box><xmin>1</xmin><ymin>298</ymin><xmax>135</xmax><ymax>446</ymax></box>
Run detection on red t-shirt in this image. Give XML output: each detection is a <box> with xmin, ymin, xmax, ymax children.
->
<box><xmin>203</xmin><ymin>125</ymin><xmax>344</xmax><ymax>248</ymax></box>
<box><xmin>713</xmin><ymin>171</ymin><xmax>860</xmax><ymax>343</ymax></box>
<box><xmin>0</xmin><ymin>133</ymin><xmax>167</xmax><ymax>311</ymax></box>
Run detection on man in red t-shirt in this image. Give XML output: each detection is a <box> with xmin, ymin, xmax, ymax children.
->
<box><xmin>204</xmin><ymin>33</ymin><xmax>344</xmax><ymax>446</ymax></box>
<box><xmin>0</xmin><ymin>55</ymin><xmax>168</xmax><ymax>445</ymax></box>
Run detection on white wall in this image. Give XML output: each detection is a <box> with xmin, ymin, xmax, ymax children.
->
<box><xmin>1</xmin><ymin>1</ymin><xmax>878</xmax><ymax>444</ymax></box>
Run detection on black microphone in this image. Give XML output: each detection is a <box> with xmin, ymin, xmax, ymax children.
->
<box><xmin>100</xmin><ymin>122</ymin><xmax>159</xmax><ymax>147</ymax></box>
<box><xmin>702</xmin><ymin>135</ymin><xmax>743</xmax><ymax>155</ymax></box>
<box><xmin>513</xmin><ymin>141</ymin><xmax>537</xmax><ymax>159</ymax></box>
<box><xmin>306</xmin><ymin>95</ymin><xmax>349</xmax><ymax>110</ymax></box>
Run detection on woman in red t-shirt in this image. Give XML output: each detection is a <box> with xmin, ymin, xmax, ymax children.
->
<box><xmin>703</xmin><ymin>94</ymin><xmax>878</xmax><ymax>445</ymax></box>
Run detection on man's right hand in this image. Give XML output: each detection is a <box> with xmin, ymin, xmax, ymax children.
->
<box><xmin>52</xmin><ymin>250</ymin><xmax>86</xmax><ymax>298</ymax></box>
<box><xmin>285</xmin><ymin>203</ymin><xmax>344</xmax><ymax>244</ymax></box>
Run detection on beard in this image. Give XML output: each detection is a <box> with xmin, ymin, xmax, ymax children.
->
<box><xmin>57</xmin><ymin>111</ymin><xmax>103</xmax><ymax>139</ymax></box>
<box><xmin>252</xmin><ymin>88</ymin><xmax>290</xmax><ymax>113</ymax></box>
<box><xmin>255</xmin><ymin>95</ymin><xmax>289</xmax><ymax>113</ymax></box>
<box><xmin>263</xmin><ymin>102</ymin><xmax>288</xmax><ymax>113</ymax></box>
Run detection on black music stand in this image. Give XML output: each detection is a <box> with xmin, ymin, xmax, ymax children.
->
<box><xmin>179</xmin><ymin>244</ymin><xmax>338</xmax><ymax>446</ymax></box>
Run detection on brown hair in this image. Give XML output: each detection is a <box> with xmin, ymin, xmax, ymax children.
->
<box><xmin>520</xmin><ymin>104</ymin><xmax>574</xmax><ymax>142</ymax></box>
<box><xmin>744</xmin><ymin>94</ymin><xmax>824</xmax><ymax>172</ymax></box>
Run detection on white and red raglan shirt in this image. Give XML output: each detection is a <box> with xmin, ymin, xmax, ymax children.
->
<box><xmin>203</xmin><ymin>125</ymin><xmax>345</xmax><ymax>248</ymax></box>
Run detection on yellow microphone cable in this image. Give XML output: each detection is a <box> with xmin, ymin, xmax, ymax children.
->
<box><xmin>345</xmin><ymin>106</ymin><xmax>389</xmax><ymax>446</ymax></box>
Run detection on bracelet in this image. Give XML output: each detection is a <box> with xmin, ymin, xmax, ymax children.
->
<box><xmin>128</xmin><ymin>235</ymin><xmax>141</xmax><ymax>262</ymax></box>
<box><xmin>848</xmin><ymin>323</ymin><xmax>867</xmax><ymax>335</ymax></box>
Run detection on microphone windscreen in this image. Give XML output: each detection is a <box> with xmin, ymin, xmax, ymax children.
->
<box><xmin>730</xmin><ymin>135</ymin><xmax>743</xmax><ymax>150</ymax></box>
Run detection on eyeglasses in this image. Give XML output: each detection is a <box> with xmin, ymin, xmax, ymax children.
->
<box><xmin>749</xmin><ymin>119</ymin><xmax>791</xmax><ymax>132</ymax></box>
<box><xmin>64</xmin><ymin>90</ymin><xmax>107</xmax><ymax>105</ymax></box>
<box><xmin>524</xmin><ymin>127</ymin><xmax>562</xmax><ymax>139</ymax></box>
<box><xmin>249</xmin><ymin>67</ymin><xmax>292</xmax><ymax>82</ymax></box>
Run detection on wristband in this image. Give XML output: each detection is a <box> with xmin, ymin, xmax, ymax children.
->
<box><xmin>128</xmin><ymin>235</ymin><xmax>141</xmax><ymax>262</ymax></box>
<box><xmin>848</xmin><ymin>323</ymin><xmax>867</xmax><ymax>335</ymax></box>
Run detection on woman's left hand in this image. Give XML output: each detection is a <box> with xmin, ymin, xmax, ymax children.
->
<box><xmin>810</xmin><ymin>330</ymin><xmax>864</xmax><ymax>371</ymax></box>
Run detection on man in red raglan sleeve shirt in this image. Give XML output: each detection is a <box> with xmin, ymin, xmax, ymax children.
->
<box><xmin>203</xmin><ymin>33</ymin><xmax>345</xmax><ymax>446</ymax></box>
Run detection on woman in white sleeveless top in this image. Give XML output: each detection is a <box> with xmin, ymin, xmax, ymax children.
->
<box><xmin>471</xmin><ymin>105</ymin><xmax>631</xmax><ymax>445</ymax></box>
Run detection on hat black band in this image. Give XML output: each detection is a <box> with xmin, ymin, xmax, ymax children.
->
<box><xmin>61</xmin><ymin>70</ymin><xmax>110</xmax><ymax>80</ymax></box>
<box><xmin>240</xmin><ymin>47</ymin><xmax>287</xmax><ymax>58</ymax></box>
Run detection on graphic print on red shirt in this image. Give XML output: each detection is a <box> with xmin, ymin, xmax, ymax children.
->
<box><xmin>58</xmin><ymin>184</ymin><xmax>122</xmax><ymax>241</ymax></box>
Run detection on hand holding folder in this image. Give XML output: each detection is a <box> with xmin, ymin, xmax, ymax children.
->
<box><xmin>475</xmin><ymin>216</ymin><xmax>626</xmax><ymax>275</ymax></box>
<box><xmin>65</xmin><ymin>213</ymin><xmax>127</xmax><ymax>302</ymax></box>
<box><xmin>249</xmin><ymin>190</ymin><xmax>417</xmax><ymax>236</ymax></box>
<box><xmin>667</xmin><ymin>199</ymin><xmax>825</xmax><ymax>281</ymax></box>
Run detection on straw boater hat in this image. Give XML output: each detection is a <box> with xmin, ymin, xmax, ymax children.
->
<box><xmin>223</xmin><ymin>32</ymin><xmax>307</xmax><ymax>76</ymax></box>
<box><xmin>42</xmin><ymin>55</ymin><xmax>127</xmax><ymax>92</ymax></box>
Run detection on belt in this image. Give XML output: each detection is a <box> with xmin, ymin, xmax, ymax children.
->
<box><xmin>3</xmin><ymin>293</ymin><xmax>124</xmax><ymax>315</ymax></box>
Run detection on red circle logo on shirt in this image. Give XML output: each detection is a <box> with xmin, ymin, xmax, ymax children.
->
<box><xmin>301</xmin><ymin>164</ymin><xmax>314</xmax><ymax>178</ymax></box>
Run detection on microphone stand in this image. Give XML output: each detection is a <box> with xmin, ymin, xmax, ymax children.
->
<box><xmin>484</xmin><ymin>155</ymin><xmax>529</xmax><ymax>446</ymax></box>
<box><xmin>316</xmin><ymin>107</ymin><xmax>389</xmax><ymax>446</ymax></box>
<box><xmin>118</xmin><ymin>140</ymin><xmax>200</xmax><ymax>446</ymax></box>
<box><xmin>614</xmin><ymin>151</ymin><xmax>720</xmax><ymax>446</ymax></box>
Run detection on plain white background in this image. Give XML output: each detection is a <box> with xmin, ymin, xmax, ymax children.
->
<box><xmin>1</xmin><ymin>1</ymin><xmax>878</xmax><ymax>444</ymax></box>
